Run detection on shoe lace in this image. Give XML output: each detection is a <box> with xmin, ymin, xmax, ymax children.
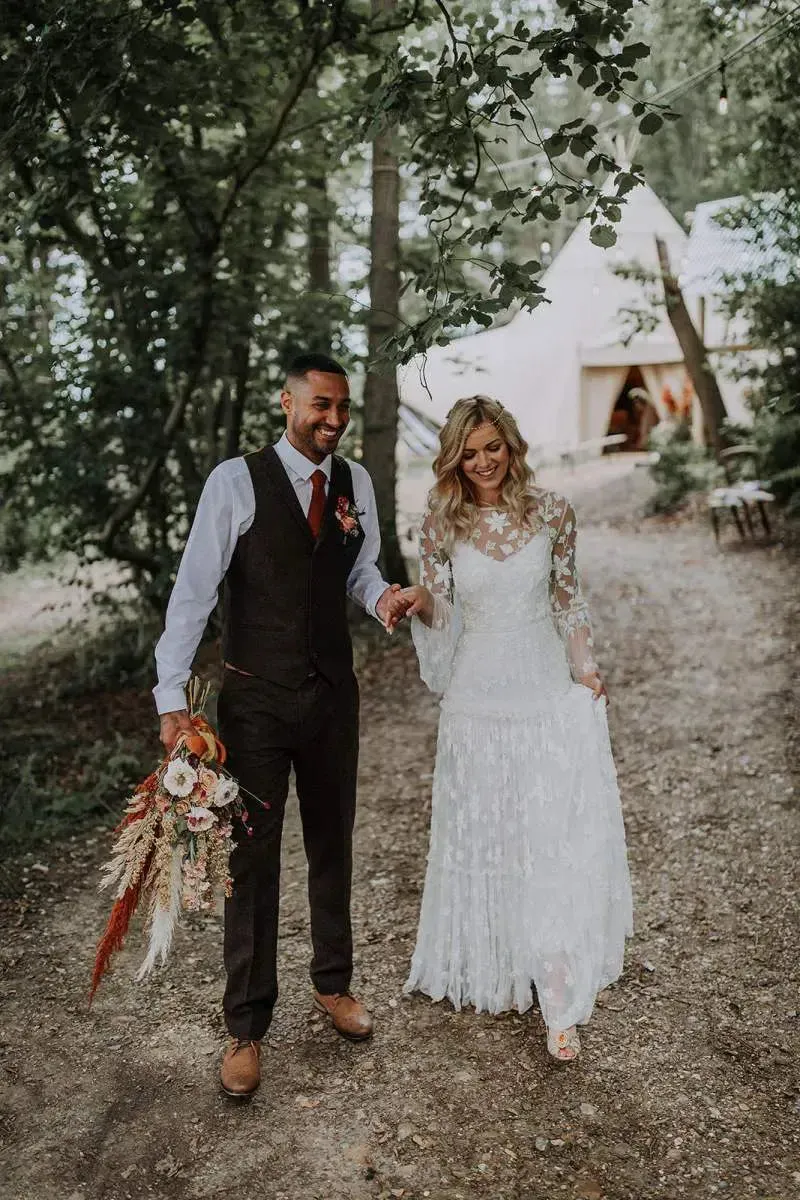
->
<box><xmin>232</xmin><ymin>1038</ymin><xmax>256</xmax><ymax>1055</ymax></box>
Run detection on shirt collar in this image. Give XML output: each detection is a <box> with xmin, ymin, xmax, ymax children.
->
<box><xmin>275</xmin><ymin>432</ymin><xmax>332</xmax><ymax>483</ymax></box>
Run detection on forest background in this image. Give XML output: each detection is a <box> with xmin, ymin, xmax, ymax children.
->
<box><xmin>1</xmin><ymin>0</ymin><xmax>798</xmax><ymax>846</ymax></box>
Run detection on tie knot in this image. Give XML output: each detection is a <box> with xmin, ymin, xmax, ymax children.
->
<box><xmin>311</xmin><ymin>469</ymin><xmax>326</xmax><ymax>492</ymax></box>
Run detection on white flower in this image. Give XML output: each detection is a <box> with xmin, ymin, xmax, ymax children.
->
<box><xmin>186</xmin><ymin>805</ymin><xmax>216</xmax><ymax>833</ymax></box>
<box><xmin>163</xmin><ymin>759</ymin><xmax>198</xmax><ymax>798</ymax></box>
<box><xmin>500</xmin><ymin>542</ymin><xmax>515</xmax><ymax>556</ymax></box>
<box><xmin>212</xmin><ymin>776</ymin><xmax>239</xmax><ymax>808</ymax></box>
<box><xmin>432</xmin><ymin>560</ymin><xmax>451</xmax><ymax>589</ymax></box>
<box><xmin>486</xmin><ymin>511</ymin><xmax>509</xmax><ymax>534</ymax></box>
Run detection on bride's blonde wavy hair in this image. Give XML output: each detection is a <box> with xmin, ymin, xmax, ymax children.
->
<box><xmin>429</xmin><ymin>395</ymin><xmax>535</xmax><ymax>548</ymax></box>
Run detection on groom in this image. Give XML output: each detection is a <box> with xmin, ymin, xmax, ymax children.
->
<box><xmin>153</xmin><ymin>353</ymin><xmax>407</xmax><ymax>1097</ymax></box>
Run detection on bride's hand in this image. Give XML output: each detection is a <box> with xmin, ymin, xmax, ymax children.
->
<box><xmin>578</xmin><ymin>671</ymin><xmax>609</xmax><ymax>704</ymax></box>
<box><xmin>399</xmin><ymin>584</ymin><xmax>436</xmax><ymax>626</ymax></box>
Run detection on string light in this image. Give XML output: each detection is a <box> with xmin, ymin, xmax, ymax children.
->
<box><xmin>494</xmin><ymin>8</ymin><xmax>800</xmax><ymax>174</ymax></box>
<box><xmin>718</xmin><ymin>61</ymin><xmax>729</xmax><ymax>116</ymax></box>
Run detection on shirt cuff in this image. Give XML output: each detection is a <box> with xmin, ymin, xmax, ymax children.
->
<box><xmin>153</xmin><ymin>682</ymin><xmax>189</xmax><ymax>715</ymax></box>
<box><xmin>365</xmin><ymin>580</ymin><xmax>389</xmax><ymax>621</ymax></box>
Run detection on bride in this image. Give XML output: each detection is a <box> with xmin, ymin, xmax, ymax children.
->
<box><xmin>400</xmin><ymin>396</ymin><xmax>632</xmax><ymax>1061</ymax></box>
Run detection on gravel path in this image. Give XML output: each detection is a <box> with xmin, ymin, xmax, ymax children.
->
<box><xmin>1</xmin><ymin>466</ymin><xmax>798</xmax><ymax>1200</ymax></box>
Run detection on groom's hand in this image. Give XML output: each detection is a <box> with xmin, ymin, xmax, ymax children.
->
<box><xmin>376</xmin><ymin>583</ymin><xmax>411</xmax><ymax>632</ymax></box>
<box><xmin>159</xmin><ymin>709</ymin><xmax>193</xmax><ymax>752</ymax></box>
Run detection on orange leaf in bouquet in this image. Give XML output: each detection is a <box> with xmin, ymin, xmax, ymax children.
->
<box><xmin>192</xmin><ymin>715</ymin><xmax>226</xmax><ymax>764</ymax></box>
<box><xmin>178</xmin><ymin>731</ymin><xmax>213</xmax><ymax>759</ymax></box>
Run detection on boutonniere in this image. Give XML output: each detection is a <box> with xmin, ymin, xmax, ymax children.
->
<box><xmin>335</xmin><ymin>495</ymin><xmax>363</xmax><ymax>540</ymax></box>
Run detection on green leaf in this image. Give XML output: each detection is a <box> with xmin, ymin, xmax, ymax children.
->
<box><xmin>544</xmin><ymin>133</ymin><xmax>568</xmax><ymax>156</ymax></box>
<box><xmin>569</xmin><ymin>136</ymin><xmax>593</xmax><ymax>157</ymax></box>
<box><xmin>590</xmin><ymin>224</ymin><xmax>618</xmax><ymax>249</ymax></box>
<box><xmin>615</xmin><ymin>172</ymin><xmax>641</xmax><ymax>198</ymax></box>
<box><xmin>626</xmin><ymin>42</ymin><xmax>651</xmax><ymax>61</ymax></box>
<box><xmin>492</xmin><ymin>191</ymin><xmax>517</xmax><ymax>211</ymax></box>
<box><xmin>639</xmin><ymin>111</ymin><xmax>664</xmax><ymax>135</ymax></box>
<box><xmin>510</xmin><ymin>75</ymin><xmax>535</xmax><ymax>101</ymax></box>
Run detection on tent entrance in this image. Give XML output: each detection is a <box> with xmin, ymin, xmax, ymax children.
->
<box><xmin>605</xmin><ymin>366</ymin><xmax>660</xmax><ymax>451</ymax></box>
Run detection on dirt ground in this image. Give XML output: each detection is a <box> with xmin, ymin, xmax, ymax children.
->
<box><xmin>1</xmin><ymin>463</ymin><xmax>798</xmax><ymax>1200</ymax></box>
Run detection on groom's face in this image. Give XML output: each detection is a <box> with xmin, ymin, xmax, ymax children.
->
<box><xmin>281</xmin><ymin>370</ymin><xmax>351</xmax><ymax>463</ymax></box>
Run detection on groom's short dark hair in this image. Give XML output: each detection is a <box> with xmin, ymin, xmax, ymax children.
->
<box><xmin>285</xmin><ymin>353</ymin><xmax>348</xmax><ymax>387</ymax></box>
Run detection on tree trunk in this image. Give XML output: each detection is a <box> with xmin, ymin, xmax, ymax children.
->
<box><xmin>307</xmin><ymin>171</ymin><xmax>333</xmax><ymax>355</ymax></box>
<box><xmin>361</xmin><ymin>0</ymin><xmax>409</xmax><ymax>586</ymax></box>
<box><xmin>223</xmin><ymin>338</ymin><xmax>249</xmax><ymax>460</ymax></box>
<box><xmin>655</xmin><ymin>237</ymin><xmax>728</xmax><ymax>457</ymax></box>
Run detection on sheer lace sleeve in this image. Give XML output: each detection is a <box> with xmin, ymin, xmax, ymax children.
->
<box><xmin>549</xmin><ymin>499</ymin><xmax>599</xmax><ymax>680</ymax></box>
<box><xmin>411</xmin><ymin>508</ymin><xmax>462</xmax><ymax>694</ymax></box>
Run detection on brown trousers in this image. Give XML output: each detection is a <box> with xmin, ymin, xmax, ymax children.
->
<box><xmin>217</xmin><ymin>667</ymin><xmax>359</xmax><ymax>1041</ymax></box>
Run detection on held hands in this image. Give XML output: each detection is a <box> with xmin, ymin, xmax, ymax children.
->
<box><xmin>375</xmin><ymin>582</ymin><xmax>436</xmax><ymax>632</ymax></box>
<box><xmin>376</xmin><ymin>583</ymin><xmax>413</xmax><ymax>633</ymax></box>
<box><xmin>159</xmin><ymin>709</ymin><xmax>193</xmax><ymax>753</ymax></box>
<box><xmin>397</xmin><ymin>584</ymin><xmax>435</xmax><ymax>626</ymax></box>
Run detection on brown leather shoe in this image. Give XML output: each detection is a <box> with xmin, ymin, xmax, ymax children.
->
<box><xmin>220</xmin><ymin>1038</ymin><xmax>261</xmax><ymax>1097</ymax></box>
<box><xmin>313</xmin><ymin>991</ymin><xmax>374</xmax><ymax>1041</ymax></box>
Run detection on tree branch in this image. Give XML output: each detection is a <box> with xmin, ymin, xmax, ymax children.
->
<box><xmin>98</xmin><ymin>252</ymin><xmax>217</xmax><ymax>551</ymax></box>
<box><xmin>218</xmin><ymin>6</ymin><xmax>348</xmax><ymax>227</ymax></box>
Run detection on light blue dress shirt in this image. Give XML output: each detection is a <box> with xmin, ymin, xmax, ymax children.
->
<box><xmin>153</xmin><ymin>433</ymin><xmax>390</xmax><ymax>714</ymax></box>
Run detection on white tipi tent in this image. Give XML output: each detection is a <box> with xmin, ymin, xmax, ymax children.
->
<box><xmin>398</xmin><ymin>181</ymin><xmax>692</xmax><ymax>462</ymax></box>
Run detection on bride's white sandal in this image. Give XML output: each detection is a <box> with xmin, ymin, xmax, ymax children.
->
<box><xmin>547</xmin><ymin>1026</ymin><xmax>581</xmax><ymax>1062</ymax></box>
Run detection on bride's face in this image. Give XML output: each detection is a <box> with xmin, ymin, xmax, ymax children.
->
<box><xmin>460</xmin><ymin>422</ymin><xmax>510</xmax><ymax>500</ymax></box>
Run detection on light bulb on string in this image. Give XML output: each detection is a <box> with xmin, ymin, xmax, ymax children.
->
<box><xmin>718</xmin><ymin>61</ymin><xmax>729</xmax><ymax>116</ymax></box>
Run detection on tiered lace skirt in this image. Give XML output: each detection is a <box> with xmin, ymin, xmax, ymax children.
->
<box><xmin>404</xmin><ymin>630</ymin><xmax>633</xmax><ymax>1030</ymax></box>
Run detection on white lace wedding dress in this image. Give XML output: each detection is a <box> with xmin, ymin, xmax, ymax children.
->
<box><xmin>404</xmin><ymin>490</ymin><xmax>633</xmax><ymax>1031</ymax></box>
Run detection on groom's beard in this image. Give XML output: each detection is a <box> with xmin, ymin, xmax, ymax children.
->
<box><xmin>294</xmin><ymin>422</ymin><xmax>347</xmax><ymax>461</ymax></box>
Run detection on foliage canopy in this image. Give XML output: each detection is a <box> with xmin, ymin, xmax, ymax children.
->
<box><xmin>0</xmin><ymin>0</ymin><xmax>667</xmax><ymax>603</ymax></box>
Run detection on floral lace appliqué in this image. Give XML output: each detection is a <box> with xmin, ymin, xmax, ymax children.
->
<box><xmin>416</xmin><ymin>490</ymin><xmax>598</xmax><ymax>683</ymax></box>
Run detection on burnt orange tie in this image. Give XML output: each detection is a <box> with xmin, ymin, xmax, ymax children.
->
<box><xmin>307</xmin><ymin>469</ymin><xmax>327</xmax><ymax>538</ymax></box>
